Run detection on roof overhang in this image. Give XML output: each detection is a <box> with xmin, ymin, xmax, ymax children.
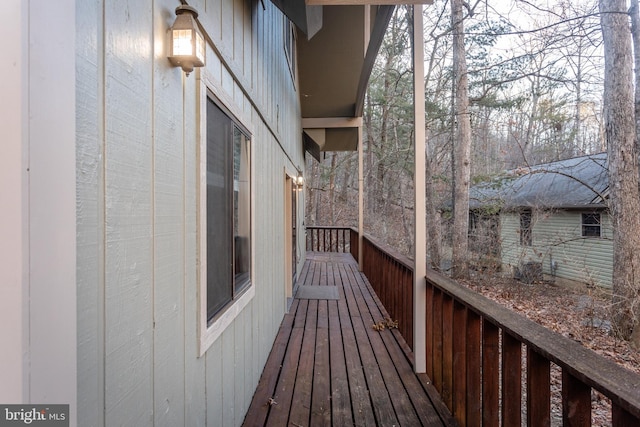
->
<box><xmin>308</xmin><ymin>0</ymin><xmax>432</xmax><ymax>5</ymax></box>
<box><xmin>302</xmin><ymin>117</ymin><xmax>363</xmax><ymax>156</ymax></box>
<box><xmin>270</xmin><ymin>0</ymin><xmax>323</xmax><ymax>38</ymax></box>
<box><xmin>274</xmin><ymin>1</ymin><xmax>432</xmax><ymax>157</ymax></box>
<box><xmin>297</xmin><ymin>5</ymin><xmax>393</xmax><ymax>155</ymax></box>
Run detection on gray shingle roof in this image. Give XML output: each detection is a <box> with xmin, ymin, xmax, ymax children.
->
<box><xmin>470</xmin><ymin>153</ymin><xmax>609</xmax><ymax>210</ymax></box>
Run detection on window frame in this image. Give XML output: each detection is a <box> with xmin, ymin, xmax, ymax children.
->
<box><xmin>519</xmin><ymin>208</ymin><xmax>532</xmax><ymax>246</ymax></box>
<box><xmin>284</xmin><ymin>18</ymin><xmax>297</xmax><ymax>85</ymax></box>
<box><xmin>198</xmin><ymin>71</ymin><xmax>255</xmax><ymax>356</ymax></box>
<box><xmin>581</xmin><ymin>212</ymin><xmax>602</xmax><ymax>238</ymax></box>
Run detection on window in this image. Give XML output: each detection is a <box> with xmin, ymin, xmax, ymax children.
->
<box><xmin>284</xmin><ymin>20</ymin><xmax>296</xmax><ymax>82</ymax></box>
<box><xmin>582</xmin><ymin>212</ymin><xmax>601</xmax><ymax>237</ymax></box>
<box><xmin>206</xmin><ymin>97</ymin><xmax>252</xmax><ymax>322</ymax></box>
<box><xmin>520</xmin><ymin>209</ymin><xmax>532</xmax><ymax>246</ymax></box>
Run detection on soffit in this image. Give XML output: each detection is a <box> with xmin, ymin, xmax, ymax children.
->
<box><xmin>297</xmin><ymin>5</ymin><xmax>366</xmax><ymax>119</ymax></box>
<box><xmin>299</xmin><ymin>5</ymin><xmax>393</xmax><ymax>154</ymax></box>
<box><xmin>308</xmin><ymin>0</ymin><xmax>433</xmax><ymax>4</ymax></box>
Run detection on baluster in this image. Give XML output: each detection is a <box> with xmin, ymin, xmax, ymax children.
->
<box><xmin>561</xmin><ymin>370</ymin><xmax>591</xmax><ymax>427</ymax></box>
<box><xmin>482</xmin><ymin>320</ymin><xmax>500</xmax><ymax>427</ymax></box>
<box><xmin>527</xmin><ymin>348</ymin><xmax>550</xmax><ymax>427</ymax></box>
<box><xmin>612</xmin><ymin>404</ymin><xmax>639</xmax><ymax>427</ymax></box>
<box><xmin>426</xmin><ymin>281</ymin><xmax>434</xmax><ymax>378</ymax></box>
<box><xmin>466</xmin><ymin>310</ymin><xmax>481</xmax><ymax>427</ymax></box>
<box><xmin>502</xmin><ymin>332</ymin><xmax>522</xmax><ymax>427</ymax></box>
<box><xmin>432</xmin><ymin>289</ymin><xmax>444</xmax><ymax>394</ymax></box>
<box><xmin>442</xmin><ymin>295</ymin><xmax>454</xmax><ymax>410</ymax></box>
<box><xmin>452</xmin><ymin>302</ymin><xmax>467</xmax><ymax>425</ymax></box>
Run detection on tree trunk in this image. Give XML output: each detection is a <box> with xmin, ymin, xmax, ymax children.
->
<box><xmin>451</xmin><ymin>0</ymin><xmax>471</xmax><ymax>279</ymax></box>
<box><xmin>631</xmin><ymin>0</ymin><xmax>640</xmax><ymax>159</ymax></box>
<box><xmin>600</xmin><ymin>0</ymin><xmax>640</xmax><ymax>343</ymax></box>
<box><xmin>425</xmin><ymin>154</ymin><xmax>442</xmax><ymax>270</ymax></box>
<box><xmin>329</xmin><ymin>153</ymin><xmax>337</xmax><ymax>225</ymax></box>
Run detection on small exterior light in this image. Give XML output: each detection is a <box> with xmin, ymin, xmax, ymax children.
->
<box><xmin>167</xmin><ymin>5</ymin><xmax>205</xmax><ymax>76</ymax></box>
<box><xmin>295</xmin><ymin>173</ymin><xmax>304</xmax><ymax>190</ymax></box>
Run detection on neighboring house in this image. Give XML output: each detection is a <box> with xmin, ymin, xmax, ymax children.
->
<box><xmin>1</xmin><ymin>1</ymin><xmax>394</xmax><ymax>425</ymax></box>
<box><xmin>470</xmin><ymin>153</ymin><xmax>613</xmax><ymax>288</ymax></box>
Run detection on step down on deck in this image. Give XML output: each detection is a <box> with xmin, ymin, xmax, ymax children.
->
<box><xmin>295</xmin><ymin>285</ymin><xmax>339</xmax><ymax>300</ymax></box>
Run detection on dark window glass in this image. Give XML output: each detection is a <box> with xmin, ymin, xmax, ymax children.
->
<box><xmin>582</xmin><ymin>212</ymin><xmax>601</xmax><ymax>237</ymax></box>
<box><xmin>206</xmin><ymin>98</ymin><xmax>251</xmax><ymax>322</ymax></box>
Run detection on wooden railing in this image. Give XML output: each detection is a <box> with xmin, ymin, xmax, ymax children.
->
<box><xmin>305</xmin><ymin>226</ymin><xmax>357</xmax><ymax>256</ymax></box>
<box><xmin>425</xmin><ymin>270</ymin><xmax>640</xmax><ymax>427</ymax></box>
<box><xmin>361</xmin><ymin>234</ymin><xmax>415</xmax><ymax>353</ymax></box>
<box><xmin>306</xmin><ymin>226</ymin><xmax>640</xmax><ymax>427</ymax></box>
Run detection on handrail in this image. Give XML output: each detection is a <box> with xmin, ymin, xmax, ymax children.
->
<box><xmin>304</xmin><ymin>226</ymin><xmax>640</xmax><ymax>426</ymax></box>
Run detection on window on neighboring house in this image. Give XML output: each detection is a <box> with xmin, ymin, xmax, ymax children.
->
<box><xmin>582</xmin><ymin>212</ymin><xmax>601</xmax><ymax>238</ymax></box>
<box><xmin>520</xmin><ymin>209</ymin><xmax>532</xmax><ymax>246</ymax></box>
<box><xmin>206</xmin><ymin>97</ymin><xmax>252</xmax><ymax>322</ymax></box>
<box><xmin>284</xmin><ymin>19</ymin><xmax>296</xmax><ymax>83</ymax></box>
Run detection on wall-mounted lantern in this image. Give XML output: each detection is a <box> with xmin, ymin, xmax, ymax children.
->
<box><xmin>295</xmin><ymin>172</ymin><xmax>305</xmax><ymax>191</ymax></box>
<box><xmin>167</xmin><ymin>5</ymin><xmax>205</xmax><ymax>76</ymax></box>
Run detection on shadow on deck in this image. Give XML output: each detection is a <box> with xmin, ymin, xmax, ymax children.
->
<box><xmin>243</xmin><ymin>252</ymin><xmax>455</xmax><ymax>427</ymax></box>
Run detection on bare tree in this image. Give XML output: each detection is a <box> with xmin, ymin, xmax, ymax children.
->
<box><xmin>451</xmin><ymin>0</ymin><xmax>472</xmax><ymax>279</ymax></box>
<box><xmin>599</xmin><ymin>0</ymin><xmax>640</xmax><ymax>344</ymax></box>
<box><xmin>630</xmin><ymin>0</ymin><xmax>640</xmax><ymax>157</ymax></box>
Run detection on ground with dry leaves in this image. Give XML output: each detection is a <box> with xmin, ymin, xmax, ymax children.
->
<box><xmin>459</xmin><ymin>273</ymin><xmax>639</xmax><ymax>427</ymax></box>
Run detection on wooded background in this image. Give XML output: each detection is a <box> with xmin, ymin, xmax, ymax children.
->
<box><xmin>304</xmin><ymin>0</ymin><xmax>640</xmax><ymax>342</ymax></box>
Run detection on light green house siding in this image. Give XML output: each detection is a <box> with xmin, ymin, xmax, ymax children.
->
<box><xmin>76</xmin><ymin>0</ymin><xmax>305</xmax><ymax>426</ymax></box>
<box><xmin>501</xmin><ymin>209</ymin><xmax>613</xmax><ymax>288</ymax></box>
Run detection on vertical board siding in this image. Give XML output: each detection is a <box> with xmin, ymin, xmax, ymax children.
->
<box><xmin>104</xmin><ymin>0</ymin><xmax>154</xmax><ymax>425</ymax></box>
<box><xmin>152</xmin><ymin>1</ymin><xmax>186</xmax><ymax>424</ymax></box>
<box><xmin>76</xmin><ymin>0</ymin><xmax>105</xmax><ymax>425</ymax></box>
<box><xmin>183</xmin><ymin>74</ymin><xmax>208</xmax><ymax>427</ymax></box>
<box><xmin>206</xmin><ymin>341</ymin><xmax>224</xmax><ymax>427</ymax></box>
<box><xmin>501</xmin><ymin>210</ymin><xmax>613</xmax><ymax>288</ymax></box>
<box><xmin>77</xmin><ymin>0</ymin><xmax>303</xmax><ymax>425</ymax></box>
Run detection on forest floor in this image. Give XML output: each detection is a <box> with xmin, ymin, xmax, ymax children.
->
<box><xmin>458</xmin><ymin>272</ymin><xmax>639</xmax><ymax>426</ymax></box>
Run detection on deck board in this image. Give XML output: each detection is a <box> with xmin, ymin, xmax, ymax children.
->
<box><xmin>243</xmin><ymin>252</ymin><xmax>453</xmax><ymax>427</ymax></box>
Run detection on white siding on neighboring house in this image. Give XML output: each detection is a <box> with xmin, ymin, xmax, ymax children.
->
<box><xmin>501</xmin><ymin>209</ymin><xmax>613</xmax><ymax>288</ymax></box>
<box><xmin>76</xmin><ymin>0</ymin><xmax>305</xmax><ymax>426</ymax></box>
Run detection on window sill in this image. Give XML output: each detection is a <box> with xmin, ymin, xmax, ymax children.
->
<box><xmin>198</xmin><ymin>284</ymin><xmax>255</xmax><ymax>357</ymax></box>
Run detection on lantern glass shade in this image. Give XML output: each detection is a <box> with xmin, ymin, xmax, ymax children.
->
<box><xmin>167</xmin><ymin>6</ymin><xmax>205</xmax><ymax>75</ymax></box>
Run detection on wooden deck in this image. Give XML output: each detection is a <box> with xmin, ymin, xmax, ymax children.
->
<box><xmin>243</xmin><ymin>252</ymin><xmax>454</xmax><ymax>427</ymax></box>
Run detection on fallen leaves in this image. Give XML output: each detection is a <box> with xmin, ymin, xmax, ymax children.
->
<box><xmin>372</xmin><ymin>318</ymin><xmax>399</xmax><ymax>331</ymax></box>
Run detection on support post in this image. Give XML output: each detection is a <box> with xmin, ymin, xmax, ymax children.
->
<box><xmin>413</xmin><ymin>4</ymin><xmax>427</xmax><ymax>373</ymax></box>
<box><xmin>358</xmin><ymin>7</ymin><xmax>370</xmax><ymax>271</ymax></box>
<box><xmin>358</xmin><ymin>125</ymin><xmax>364</xmax><ymax>270</ymax></box>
